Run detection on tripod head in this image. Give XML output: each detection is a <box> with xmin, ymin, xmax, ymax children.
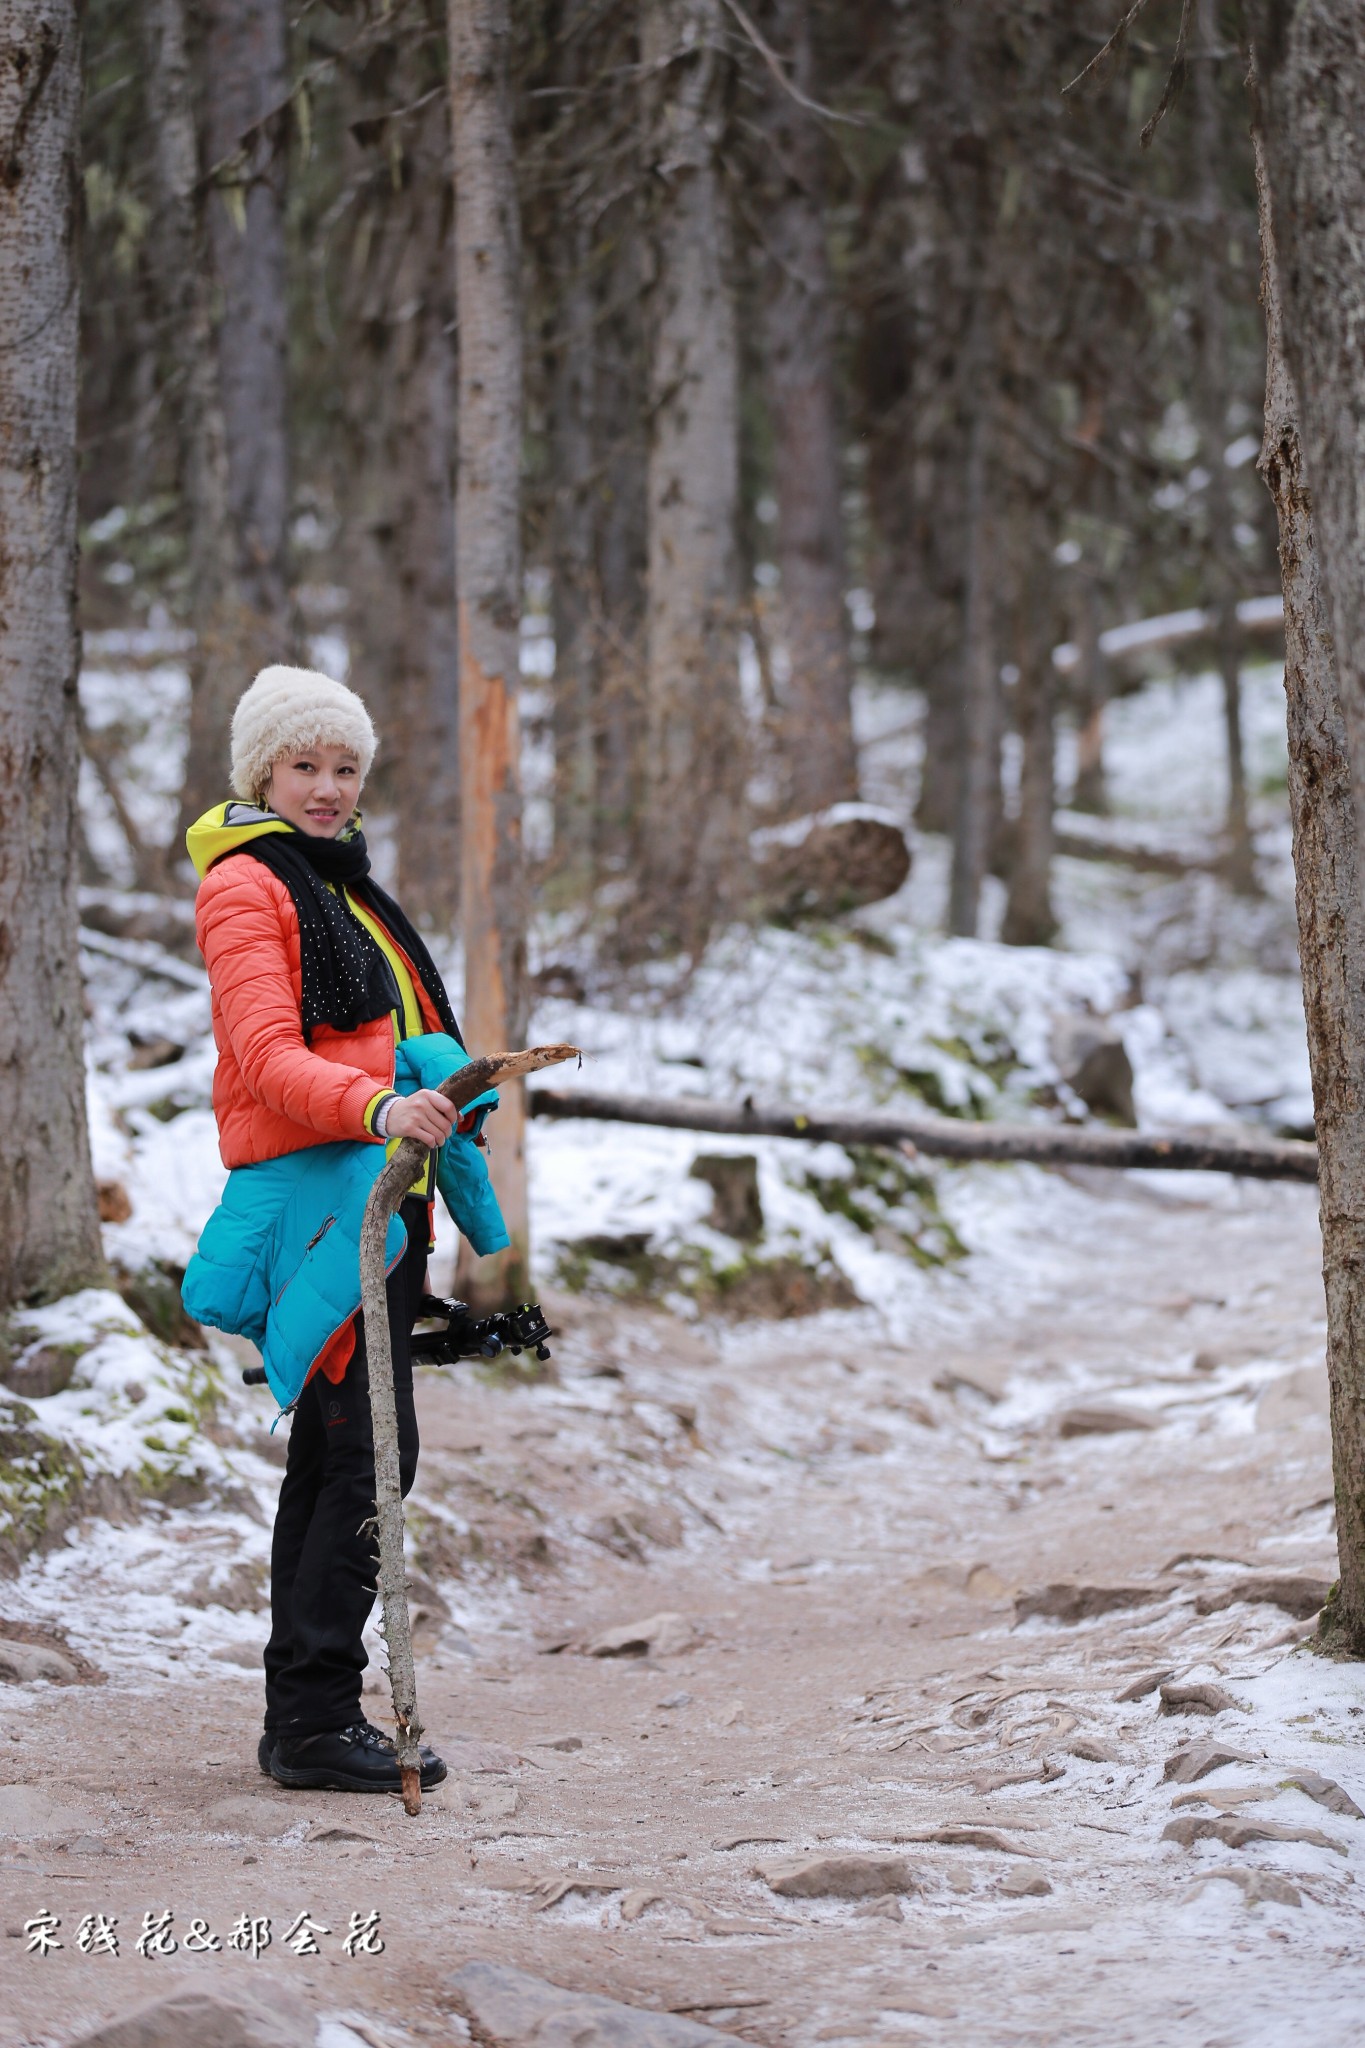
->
<box><xmin>408</xmin><ymin>1294</ymin><xmax>552</xmax><ymax>1368</ymax></box>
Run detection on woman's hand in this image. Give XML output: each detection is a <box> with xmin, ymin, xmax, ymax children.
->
<box><xmin>385</xmin><ymin>1089</ymin><xmax>458</xmax><ymax>1147</ymax></box>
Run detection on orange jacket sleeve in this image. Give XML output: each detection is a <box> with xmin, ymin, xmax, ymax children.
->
<box><xmin>197</xmin><ymin>859</ymin><xmax>386</xmax><ymax>1143</ymax></box>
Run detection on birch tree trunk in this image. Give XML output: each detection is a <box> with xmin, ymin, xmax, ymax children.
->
<box><xmin>139</xmin><ymin>0</ymin><xmax>241</xmax><ymax>848</ymax></box>
<box><xmin>640</xmin><ymin>0</ymin><xmax>743</xmax><ymax>945</ymax></box>
<box><xmin>0</xmin><ymin>0</ymin><xmax>103</xmax><ymax>1306</ymax></box>
<box><xmin>449</xmin><ymin>0</ymin><xmax>530</xmax><ymax>1306</ymax></box>
<box><xmin>756</xmin><ymin>0</ymin><xmax>857</xmax><ymax>818</ymax></box>
<box><xmin>1248</xmin><ymin>3</ymin><xmax>1365</xmax><ymax>865</ymax></box>
<box><xmin>1255</xmin><ymin>125</ymin><xmax>1365</xmax><ymax>1657</ymax></box>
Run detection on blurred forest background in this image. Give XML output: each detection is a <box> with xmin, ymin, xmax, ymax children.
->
<box><xmin>77</xmin><ymin>0</ymin><xmax>1277</xmax><ymax>951</ymax></box>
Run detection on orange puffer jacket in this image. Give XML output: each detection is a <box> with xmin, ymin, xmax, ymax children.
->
<box><xmin>195</xmin><ymin>852</ymin><xmax>442</xmax><ymax>1169</ymax></box>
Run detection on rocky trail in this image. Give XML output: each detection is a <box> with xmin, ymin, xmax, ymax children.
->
<box><xmin>1</xmin><ymin>1168</ymin><xmax>1361</xmax><ymax>2047</ymax></box>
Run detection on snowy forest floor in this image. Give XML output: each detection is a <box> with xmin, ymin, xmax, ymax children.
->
<box><xmin>3</xmin><ymin>646</ymin><xmax>1363</xmax><ymax>2042</ymax></box>
<box><xmin>1</xmin><ymin>1170</ymin><xmax>1361</xmax><ymax>2047</ymax></box>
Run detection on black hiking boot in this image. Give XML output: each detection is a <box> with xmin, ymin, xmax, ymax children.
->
<box><xmin>258</xmin><ymin>1730</ymin><xmax>275</xmax><ymax>1776</ymax></box>
<box><xmin>357</xmin><ymin>1717</ymin><xmax>446</xmax><ymax>1786</ymax></box>
<box><xmin>270</xmin><ymin>1720</ymin><xmax>446</xmax><ymax>1793</ymax></box>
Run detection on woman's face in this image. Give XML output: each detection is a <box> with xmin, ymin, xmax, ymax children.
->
<box><xmin>266</xmin><ymin>747</ymin><xmax>362</xmax><ymax>837</ymax></box>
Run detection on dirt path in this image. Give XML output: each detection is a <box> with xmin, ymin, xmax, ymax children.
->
<box><xmin>2</xmin><ymin>1169</ymin><xmax>1362</xmax><ymax>2047</ymax></box>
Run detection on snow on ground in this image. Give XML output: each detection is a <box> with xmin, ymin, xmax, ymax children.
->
<box><xmin>3</xmin><ymin>636</ymin><xmax>1310</xmax><ymax>1571</ymax></box>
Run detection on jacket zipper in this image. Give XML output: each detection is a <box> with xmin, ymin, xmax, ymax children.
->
<box><xmin>275</xmin><ymin>1215</ymin><xmax>336</xmax><ymax>1305</ymax></box>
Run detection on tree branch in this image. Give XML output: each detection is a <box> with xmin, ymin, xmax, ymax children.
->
<box><xmin>717</xmin><ymin>0</ymin><xmax>864</xmax><ymax>126</ymax></box>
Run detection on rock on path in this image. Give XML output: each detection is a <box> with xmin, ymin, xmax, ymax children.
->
<box><xmin>68</xmin><ymin>1988</ymin><xmax>314</xmax><ymax>2048</ymax></box>
<box><xmin>449</xmin><ymin>1961</ymin><xmax>732</xmax><ymax>2046</ymax></box>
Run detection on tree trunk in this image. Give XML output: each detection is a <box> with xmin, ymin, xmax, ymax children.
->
<box><xmin>756</xmin><ymin>0</ymin><xmax>857</xmax><ymax>818</ymax></box>
<box><xmin>549</xmin><ymin>220</ymin><xmax>597</xmax><ymax>884</ymax></box>
<box><xmin>390</xmin><ymin>223</ymin><xmax>462</xmax><ymax>928</ymax></box>
<box><xmin>449</xmin><ymin>0</ymin><xmax>529</xmax><ymax>1307</ymax></box>
<box><xmin>1249</xmin><ymin>4</ymin><xmax>1365</xmax><ymax>866</ymax></box>
<box><xmin>0</xmin><ymin>0</ymin><xmax>103</xmax><ymax>1306</ymax></box>
<box><xmin>340</xmin><ymin>83</ymin><xmax>461</xmax><ymax>928</ymax></box>
<box><xmin>1255</xmin><ymin>119</ymin><xmax>1365</xmax><ymax>1657</ymax></box>
<box><xmin>639</xmin><ymin>0</ymin><xmax>743</xmax><ymax>946</ymax></box>
<box><xmin>139</xmin><ymin>0</ymin><xmax>241</xmax><ymax>852</ymax></box>
<box><xmin>1002</xmin><ymin>562</ymin><xmax>1058</xmax><ymax>947</ymax></box>
<box><xmin>171</xmin><ymin>0</ymin><xmax>291</xmax><ymax>833</ymax></box>
<box><xmin>1070</xmin><ymin>570</ymin><xmax>1109</xmax><ymax>814</ymax></box>
<box><xmin>203</xmin><ymin>0</ymin><xmax>291</xmax><ymax>631</ymax></box>
<box><xmin>947</xmin><ymin>282</ymin><xmax>999</xmax><ymax>937</ymax></box>
<box><xmin>592</xmin><ymin>233</ymin><xmax>648</xmax><ymax>866</ymax></box>
<box><xmin>1193</xmin><ymin>0</ymin><xmax>1255</xmax><ymax>894</ymax></box>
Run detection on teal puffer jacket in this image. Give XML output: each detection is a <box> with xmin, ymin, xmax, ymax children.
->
<box><xmin>183</xmin><ymin>1034</ymin><xmax>509</xmax><ymax>1410</ymax></box>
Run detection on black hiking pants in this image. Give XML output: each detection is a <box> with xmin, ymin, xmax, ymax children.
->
<box><xmin>263</xmin><ymin>1197</ymin><xmax>428</xmax><ymax>1737</ymax></box>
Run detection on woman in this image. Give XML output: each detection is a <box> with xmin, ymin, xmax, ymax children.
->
<box><xmin>182</xmin><ymin>665</ymin><xmax>509</xmax><ymax>1793</ymax></box>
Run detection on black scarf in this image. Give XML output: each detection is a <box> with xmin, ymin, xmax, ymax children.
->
<box><xmin>230</xmin><ymin>820</ymin><xmax>464</xmax><ymax>1047</ymax></box>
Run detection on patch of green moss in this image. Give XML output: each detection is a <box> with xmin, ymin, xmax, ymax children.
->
<box><xmin>853</xmin><ymin>1043</ymin><xmax>982</xmax><ymax>1118</ymax></box>
<box><xmin>0</xmin><ymin>1401</ymin><xmax>89</xmax><ymax>1567</ymax></box>
<box><xmin>1306</xmin><ymin>1579</ymin><xmax>1364</xmax><ymax>1661</ymax></box>
<box><xmin>555</xmin><ymin>1233</ymin><xmax>681</xmax><ymax>1302</ymax></box>
<box><xmin>849</xmin><ymin>926</ymin><xmax>897</xmax><ymax>958</ymax></box>
<box><xmin>927</xmin><ymin>1028</ymin><xmax>1020</xmax><ymax>1092</ymax></box>
<box><xmin>555</xmin><ymin>1232</ymin><xmax>858</xmax><ymax>1318</ymax></box>
<box><xmin>802</xmin><ymin>1145</ymin><xmax>968</xmax><ymax>1269</ymax></box>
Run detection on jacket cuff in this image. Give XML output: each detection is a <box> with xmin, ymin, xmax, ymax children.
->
<box><xmin>363</xmin><ymin>1090</ymin><xmax>399</xmax><ymax>1139</ymax></box>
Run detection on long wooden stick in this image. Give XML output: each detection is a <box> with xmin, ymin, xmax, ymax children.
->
<box><xmin>527</xmin><ymin>1086</ymin><xmax>1318</xmax><ymax>1183</ymax></box>
<box><xmin>359</xmin><ymin>1043</ymin><xmax>580</xmax><ymax>1814</ymax></box>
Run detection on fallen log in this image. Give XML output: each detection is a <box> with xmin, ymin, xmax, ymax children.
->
<box><xmin>359</xmin><ymin>1042</ymin><xmax>580</xmax><ymax>1813</ymax></box>
<box><xmin>1051</xmin><ymin>822</ymin><xmax>1224</xmax><ymax>877</ymax></box>
<box><xmin>527</xmin><ymin>1087</ymin><xmax>1318</xmax><ymax>1183</ymax></box>
<box><xmin>1051</xmin><ymin>593</ymin><xmax>1284</xmax><ymax>674</ymax></box>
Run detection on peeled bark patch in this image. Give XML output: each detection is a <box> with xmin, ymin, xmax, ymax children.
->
<box><xmin>761</xmin><ymin>1853</ymin><xmax>921</xmax><ymax>1899</ymax></box>
<box><xmin>448</xmin><ymin>1961</ymin><xmax>730</xmax><ymax>2045</ymax></box>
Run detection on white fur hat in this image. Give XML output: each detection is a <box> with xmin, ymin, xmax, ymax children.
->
<box><xmin>230</xmin><ymin>665</ymin><xmax>378</xmax><ymax>805</ymax></box>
